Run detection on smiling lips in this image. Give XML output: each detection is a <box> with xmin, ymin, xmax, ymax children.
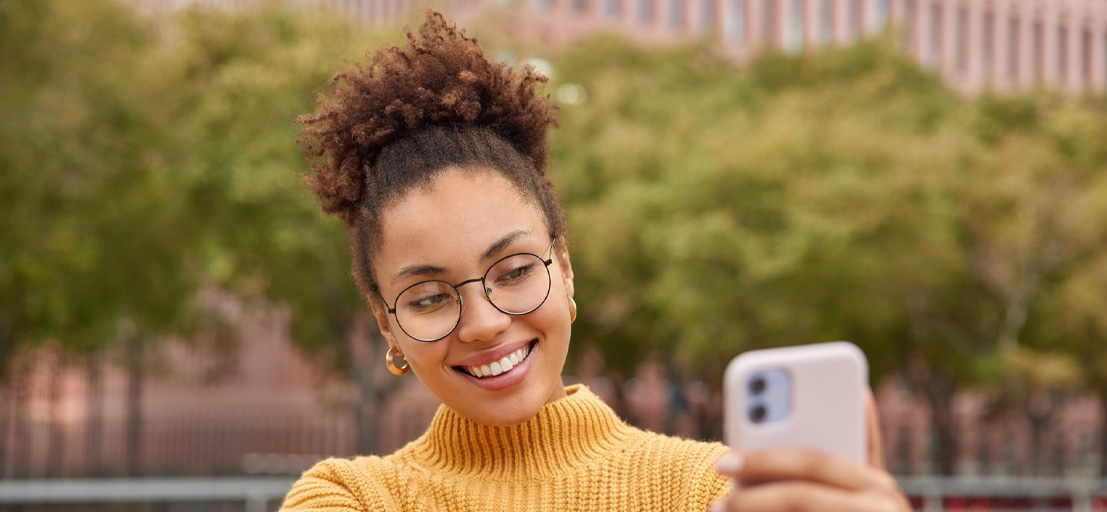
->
<box><xmin>460</xmin><ymin>343</ymin><xmax>532</xmax><ymax>379</ymax></box>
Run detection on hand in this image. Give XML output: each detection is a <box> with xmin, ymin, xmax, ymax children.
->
<box><xmin>709</xmin><ymin>390</ymin><xmax>911</xmax><ymax>512</ymax></box>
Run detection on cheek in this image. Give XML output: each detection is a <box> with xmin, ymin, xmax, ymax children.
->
<box><xmin>535</xmin><ymin>295</ymin><xmax>571</xmax><ymax>336</ymax></box>
<box><xmin>399</xmin><ymin>338</ymin><xmax>449</xmax><ymax>373</ymax></box>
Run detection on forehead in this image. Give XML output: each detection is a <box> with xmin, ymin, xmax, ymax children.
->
<box><xmin>375</xmin><ymin>168</ymin><xmax>547</xmax><ymax>273</ymax></box>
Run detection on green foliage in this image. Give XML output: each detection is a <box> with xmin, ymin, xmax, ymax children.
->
<box><xmin>0</xmin><ymin>0</ymin><xmax>398</xmax><ymax>375</ymax></box>
<box><xmin>1</xmin><ymin>0</ymin><xmax>189</xmax><ymax>362</ymax></box>
<box><xmin>3</xmin><ymin>0</ymin><xmax>1105</xmax><ymax>403</ymax></box>
<box><xmin>549</xmin><ymin>35</ymin><xmax>1106</xmax><ymax>391</ymax></box>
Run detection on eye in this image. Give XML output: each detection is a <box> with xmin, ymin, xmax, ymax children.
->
<box><xmin>407</xmin><ymin>293</ymin><xmax>453</xmax><ymax>313</ymax></box>
<box><xmin>495</xmin><ymin>262</ymin><xmax>535</xmax><ymax>286</ymax></box>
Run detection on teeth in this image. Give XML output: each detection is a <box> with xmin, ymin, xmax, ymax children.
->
<box><xmin>464</xmin><ymin>343</ymin><xmax>533</xmax><ymax>379</ymax></box>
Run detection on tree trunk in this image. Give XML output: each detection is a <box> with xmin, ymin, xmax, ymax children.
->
<box><xmin>46</xmin><ymin>353</ymin><xmax>64</xmax><ymax>477</ymax></box>
<box><xmin>921</xmin><ymin>366</ymin><xmax>957</xmax><ymax>475</ymax></box>
<box><xmin>86</xmin><ymin>352</ymin><xmax>104</xmax><ymax>475</ymax></box>
<box><xmin>0</xmin><ymin>380</ymin><xmax>6</xmax><ymax>477</ymax></box>
<box><xmin>10</xmin><ymin>359</ymin><xmax>31</xmax><ymax>478</ymax></box>
<box><xmin>1028</xmin><ymin>415</ymin><xmax>1043</xmax><ymax>476</ymax></box>
<box><xmin>0</xmin><ymin>320</ymin><xmax>9</xmax><ymax>476</ymax></box>
<box><xmin>348</xmin><ymin>323</ymin><xmax>384</xmax><ymax>456</ymax></box>
<box><xmin>1100</xmin><ymin>389</ymin><xmax>1107</xmax><ymax>477</ymax></box>
<box><xmin>1024</xmin><ymin>391</ymin><xmax>1059</xmax><ymax>476</ymax></box>
<box><xmin>124</xmin><ymin>337</ymin><xmax>145</xmax><ymax>476</ymax></box>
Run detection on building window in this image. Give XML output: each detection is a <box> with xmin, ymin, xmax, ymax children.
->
<box><xmin>763</xmin><ymin>0</ymin><xmax>780</xmax><ymax>46</ymax></box>
<box><xmin>603</xmin><ymin>0</ymin><xmax>620</xmax><ymax>20</ymax></box>
<box><xmin>1082</xmin><ymin>29</ymin><xmax>1093</xmax><ymax>86</ymax></box>
<box><xmin>983</xmin><ymin>13</ymin><xmax>994</xmax><ymax>82</ymax></box>
<box><xmin>1059</xmin><ymin>25</ymin><xmax>1069</xmax><ymax>85</ymax></box>
<box><xmin>698</xmin><ymin>0</ymin><xmax>716</xmax><ymax>34</ymax></box>
<box><xmin>927</xmin><ymin>3</ymin><xmax>942</xmax><ymax>67</ymax></box>
<box><xmin>902</xmin><ymin>0</ymin><xmax>916</xmax><ymax>51</ymax></box>
<box><xmin>1033</xmin><ymin>21</ymin><xmax>1044</xmax><ymax>84</ymax></box>
<box><xmin>955</xmin><ymin>7</ymin><xmax>967</xmax><ymax>75</ymax></box>
<box><xmin>785</xmin><ymin>0</ymin><xmax>805</xmax><ymax>52</ymax></box>
<box><xmin>724</xmin><ymin>0</ymin><xmax>745</xmax><ymax>42</ymax></box>
<box><xmin>873</xmin><ymin>0</ymin><xmax>888</xmax><ymax>32</ymax></box>
<box><xmin>638</xmin><ymin>0</ymin><xmax>655</xmax><ymax>26</ymax></box>
<box><xmin>846</xmin><ymin>0</ymin><xmax>861</xmax><ymax>41</ymax></box>
<box><xmin>669</xmin><ymin>0</ymin><xmax>685</xmax><ymax>29</ymax></box>
<box><xmin>819</xmin><ymin>0</ymin><xmax>834</xmax><ymax>44</ymax></box>
<box><xmin>1008</xmin><ymin>17</ymin><xmax>1020</xmax><ymax>81</ymax></box>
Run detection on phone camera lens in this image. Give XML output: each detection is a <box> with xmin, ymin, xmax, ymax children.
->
<box><xmin>749</xmin><ymin>405</ymin><xmax>767</xmax><ymax>423</ymax></box>
<box><xmin>749</xmin><ymin>376</ymin><xmax>767</xmax><ymax>395</ymax></box>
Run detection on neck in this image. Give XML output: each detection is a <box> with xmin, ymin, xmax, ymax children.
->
<box><xmin>545</xmin><ymin>377</ymin><xmax>569</xmax><ymax>404</ymax></box>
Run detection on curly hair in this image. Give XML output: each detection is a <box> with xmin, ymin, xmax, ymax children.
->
<box><xmin>297</xmin><ymin>11</ymin><xmax>566</xmax><ymax>301</ymax></box>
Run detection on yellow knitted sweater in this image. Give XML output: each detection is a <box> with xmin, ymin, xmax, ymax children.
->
<box><xmin>280</xmin><ymin>384</ymin><xmax>730</xmax><ymax>511</ymax></box>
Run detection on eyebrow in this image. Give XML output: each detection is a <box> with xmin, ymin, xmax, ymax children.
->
<box><xmin>389</xmin><ymin>230</ymin><xmax>533</xmax><ymax>286</ymax></box>
<box><xmin>390</xmin><ymin>263</ymin><xmax>448</xmax><ymax>286</ymax></box>
<box><xmin>481</xmin><ymin>230</ymin><xmax>531</xmax><ymax>261</ymax></box>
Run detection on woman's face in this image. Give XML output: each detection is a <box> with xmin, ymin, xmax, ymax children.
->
<box><xmin>371</xmin><ymin>168</ymin><xmax>574</xmax><ymax>426</ymax></box>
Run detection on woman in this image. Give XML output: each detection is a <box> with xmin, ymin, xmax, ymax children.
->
<box><xmin>281</xmin><ymin>12</ymin><xmax>909</xmax><ymax>512</ymax></box>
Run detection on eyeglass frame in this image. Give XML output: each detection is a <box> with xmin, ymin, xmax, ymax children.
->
<box><xmin>373</xmin><ymin>237</ymin><xmax>558</xmax><ymax>342</ymax></box>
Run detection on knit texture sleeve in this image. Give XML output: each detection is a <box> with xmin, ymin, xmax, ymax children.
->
<box><xmin>279</xmin><ymin>457</ymin><xmax>399</xmax><ymax>512</ymax></box>
<box><xmin>679</xmin><ymin>440</ymin><xmax>732</xmax><ymax>510</ymax></box>
<box><xmin>620</xmin><ymin>432</ymin><xmax>735</xmax><ymax>511</ymax></box>
<box><xmin>696</xmin><ymin>443</ymin><xmax>733</xmax><ymax>506</ymax></box>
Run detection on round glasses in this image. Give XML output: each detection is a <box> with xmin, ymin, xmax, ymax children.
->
<box><xmin>377</xmin><ymin>244</ymin><xmax>555</xmax><ymax>342</ymax></box>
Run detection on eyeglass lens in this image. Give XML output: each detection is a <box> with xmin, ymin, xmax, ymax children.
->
<box><xmin>394</xmin><ymin>253</ymin><xmax>551</xmax><ymax>341</ymax></box>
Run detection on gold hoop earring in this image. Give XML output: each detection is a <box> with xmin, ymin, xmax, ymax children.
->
<box><xmin>385</xmin><ymin>346</ymin><xmax>409</xmax><ymax>376</ymax></box>
<box><xmin>568</xmin><ymin>297</ymin><xmax>578</xmax><ymax>324</ymax></box>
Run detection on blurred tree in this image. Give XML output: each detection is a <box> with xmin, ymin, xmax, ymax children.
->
<box><xmin>3</xmin><ymin>0</ymin><xmax>1106</xmax><ymax>476</ymax></box>
<box><xmin>549</xmin><ymin>35</ymin><xmax>1107</xmax><ymax>474</ymax></box>
<box><xmin>0</xmin><ymin>0</ymin><xmax>402</xmax><ymax>466</ymax></box>
<box><xmin>1016</xmin><ymin>99</ymin><xmax>1107</xmax><ymax>475</ymax></box>
<box><xmin>0</xmin><ymin>0</ymin><xmax>203</xmax><ymax>474</ymax></box>
<box><xmin>161</xmin><ymin>3</ymin><xmax>402</xmax><ymax>454</ymax></box>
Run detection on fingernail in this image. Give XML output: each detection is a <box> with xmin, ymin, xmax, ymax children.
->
<box><xmin>708</xmin><ymin>502</ymin><xmax>725</xmax><ymax>512</ymax></box>
<box><xmin>714</xmin><ymin>453</ymin><xmax>743</xmax><ymax>474</ymax></box>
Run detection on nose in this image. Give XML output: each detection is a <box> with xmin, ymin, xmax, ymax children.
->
<box><xmin>454</xmin><ymin>280</ymin><xmax>511</xmax><ymax>343</ymax></box>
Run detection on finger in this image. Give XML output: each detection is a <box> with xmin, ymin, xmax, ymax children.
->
<box><xmin>722</xmin><ymin>481</ymin><xmax>901</xmax><ymax>512</ymax></box>
<box><xmin>867</xmin><ymin>388</ymin><xmax>887</xmax><ymax>471</ymax></box>
<box><xmin>720</xmin><ymin>449</ymin><xmax>898</xmax><ymax>494</ymax></box>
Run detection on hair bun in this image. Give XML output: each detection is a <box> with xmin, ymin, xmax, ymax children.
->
<box><xmin>297</xmin><ymin>10</ymin><xmax>560</xmax><ymax>227</ymax></box>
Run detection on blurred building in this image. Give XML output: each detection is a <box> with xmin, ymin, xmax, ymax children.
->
<box><xmin>521</xmin><ymin>0</ymin><xmax>1107</xmax><ymax>95</ymax></box>
<box><xmin>274</xmin><ymin>0</ymin><xmax>1107</xmax><ymax>95</ymax></box>
<box><xmin>133</xmin><ymin>0</ymin><xmax>1107</xmax><ymax>91</ymax></box>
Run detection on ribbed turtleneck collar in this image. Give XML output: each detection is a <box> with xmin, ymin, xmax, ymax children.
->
<box><xmin>405</xmin><ymin>384</ymin><xmax>635</xmax><ymax>479</ymax></box>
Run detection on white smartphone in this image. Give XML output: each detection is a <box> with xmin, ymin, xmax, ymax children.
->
<box><xmin>723</xmin><ymin>341</ymin><xmax>869</xmax><ymax>464</ymax></box>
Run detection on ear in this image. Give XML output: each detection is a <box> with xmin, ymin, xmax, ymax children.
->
<box><xmin>369</xmin><ymin>296</ymin><xmax>402</xmax><ymax>353</ymax></box>
<box><xmin>556</xmin><ymin>244</ymin><xmax>575</xmax><ymax>299</ymax></box>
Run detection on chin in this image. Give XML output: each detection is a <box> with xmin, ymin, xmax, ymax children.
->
<box><xmin>464</xmin><ymin>385</ymin><xmax>556</xmax><ymax>426</ymax></box>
